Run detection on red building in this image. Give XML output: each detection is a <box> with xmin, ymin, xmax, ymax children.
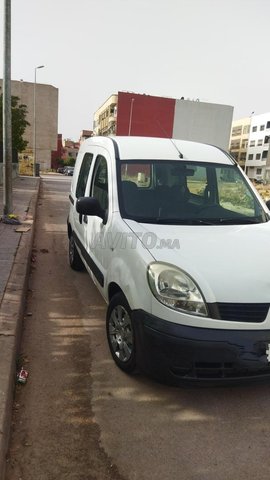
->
<box><xmin>51</xmin><ymin>134</ymin><xmax>64</xmax><ymax>170</ymax></box>
<box><xmin>116</xmin><ymin>92</ymin><xmax>175</xmax><ymax>138</ymax></box>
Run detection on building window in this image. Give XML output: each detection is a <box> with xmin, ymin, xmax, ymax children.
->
<box><xmin>249</xmin><ymin>140</ymin><xmax>255</xmax><ymax>147</ymax></box>
<box><xmin>248</xmin><ymin>154</ymin><xmax>253</xmax><ymax>160</ymax></box>
<box><xmin>230</xmin><ymin>140</ymin><xmax>241</xmax><ymax>149</ymax></box>
<box><xmin>243</xmin><ymin>125</ymin><xmax>250</xmax><ymax>134</ymax></box>
<box><xmin>256</xmin><ymin>153</ymin><xmax>261</xmax><ymax>160</ymax></box>
<box><xmin>231</xmin><ymin>126</ymin><xmax>242</xmax><ymax>136</ymax></box>
<box><xmin>262</xmin><ymin>151</ymin><xmax>268</xmax><ymax>159</ymax></box>
<box><xmin>252</xmin><ymin>126</ymin><xmax>257</xmax><ymax>132</ymax></box>
<box><xmin>256</xmin><ymin>168</ymin><xmax>262</xmax><ymax>174</ymax></box>
<box><xmin>267</xmin><ymin>121</ymin><xmax>270</xmax><ymax>129</ymax></box>
<box><xmin>241</xmin><ymin>139</ymin><xmax>248</xmax><ymax>148</ymax></box>
<box><xmin>260</xmin><ymin>125</ymin><xmax>265</xmax><ymax>131</ymax></box>
<box><xmin>240</xmin><ymin>153</ymin><xmax>246</xmax><ymax>161</ymax></box>
<box><xmin>264</xmin><ymin>135</ymin><xmax>269</xmax><ymax>144</ymax></box>
<box><xmin>257</xmin><ymin>139</ymin><xmax>263</xmax><ymax>146</ymax></box>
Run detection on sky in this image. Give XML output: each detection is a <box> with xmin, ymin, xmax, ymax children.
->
<box><xmin>0</xmin><ymin>0</ymin><xmax>270</xmax><ymax>140</ymax></box>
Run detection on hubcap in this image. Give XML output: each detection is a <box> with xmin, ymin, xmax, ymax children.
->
<box><xmin>108</xmin><ymin>305</ymin><xmax>133</xmax><ymax>362</ymax></box>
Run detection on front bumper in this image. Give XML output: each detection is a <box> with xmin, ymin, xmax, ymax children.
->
<box><xmin>133</xmin><ymin>310</ymin><xmax>270</xmax><ymax>385</ymax></box>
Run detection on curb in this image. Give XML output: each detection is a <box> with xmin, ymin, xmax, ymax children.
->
<box><xmin>0</xmin><ymin>179</ymin><xmax>40</xmax><ymax>480</ymax></box>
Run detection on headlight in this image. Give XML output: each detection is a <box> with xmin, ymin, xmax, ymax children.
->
<box><xmin>147</xmin><ymin>262</ymin><xmax>208</xmax><ymax>317</ymax></box>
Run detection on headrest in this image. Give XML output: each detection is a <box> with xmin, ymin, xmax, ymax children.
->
<box><xmin>121</xmin><ymin>181</ymin><xmax>138</xmax><ymax>192</ymax></box>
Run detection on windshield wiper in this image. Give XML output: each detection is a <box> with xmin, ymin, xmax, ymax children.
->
<box><xmin>217</xmin><ymin>217</ymin><xmax>262</xmax><ymax>225</ymax></box>
<box><xmin>155</xmin><ymin>218</ymin><xmax>214</xmax><ymax>225</ymax></box>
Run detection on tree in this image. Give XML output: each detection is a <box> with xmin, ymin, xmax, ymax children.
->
<box><xmin>66</xmin><ymin>155</ymin><xmax>75</xmax><ymax>167</ymax></box>
<box><xmin>0</xmin><ymin>93</ymin><xmax>30</xmax><ymax>152</ymax></box>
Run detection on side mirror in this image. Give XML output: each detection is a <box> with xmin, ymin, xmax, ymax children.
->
<box><xmin>266</xmin><ymin>199</ymin><xmax>270</xmax><ymax>211</ymax></box>
<box><xmin>76</xmin><ymin>197</ymin><xmax>106</xmax><ymax>221</ymax></box>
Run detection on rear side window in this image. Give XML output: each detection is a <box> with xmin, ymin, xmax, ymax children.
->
<box><xmin>91</xmin><ymin>155</ymin><xmax>108</xmax><ymax>210</ymax></box>
<box><xmin>121</xmin><ymin>163</ymin><xmax>151</xmax><ymax>188</ymax></box>
<box><xmin>76</xmin><ymin>153</ymin><xmax>93</xmax><ymax>198</ymax></box>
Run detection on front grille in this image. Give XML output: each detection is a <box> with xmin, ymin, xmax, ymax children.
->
<box><xmin>171</xmin><ymin>362</ymin><xmax>270</xmax><ymax>380</ymax></box>
<box><xmin>216</xmin><ymin>303</ymin><xmax>269</xmax><ymax>323</ymax></box>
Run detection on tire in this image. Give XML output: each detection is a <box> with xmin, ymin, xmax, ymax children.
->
<box><xmin>106</xmin><ymin>292</ymin><xmax>137</xmax><ymax>373</ymax></box>
<box><xmin>69</xmin><ymin>233</ymin><xmax>85</xmax><ymax>271</ymax></box>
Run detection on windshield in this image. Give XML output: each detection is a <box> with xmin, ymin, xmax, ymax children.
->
<box><xmin>118</xmin><ymin>160</ymin><xmax>269</xmax><ymax>225</ymax></box>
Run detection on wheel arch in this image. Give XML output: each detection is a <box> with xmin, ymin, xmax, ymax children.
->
<box><xmin>67</xmin><ymin>220</ymin><xmax>72</xmax><ymax>239</ymax></box>
<box><xmin>108</xmin><ymin>282</ymin><xmax>124</xmax><ymax>302</ymax></box>
<box><xmin>106</xmin><ymin>256</ymin><xmax>151</xmax><ymax>312</ymax></box>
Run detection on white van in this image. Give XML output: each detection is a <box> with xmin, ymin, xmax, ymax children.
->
<box><xmin>67</xmin><ymin>136</ymin><xmax>270</xmax><ymax>385</ymax></box>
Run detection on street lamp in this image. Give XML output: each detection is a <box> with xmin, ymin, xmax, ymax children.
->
<box><xmin>33</xmin><ymin>65</ymin><xmax>44</xmax><ymax>176</ymax></box>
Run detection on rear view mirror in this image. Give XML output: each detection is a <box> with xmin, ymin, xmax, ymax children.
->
<box><xmin>171</xmin><ymin>167</ymin><xmax>195</xmax><ymax>176</ymax></box>
<box><xmin>76</xmin><ymin>197</ymin><xmax>106</xmax><ymax>221</ymax></box>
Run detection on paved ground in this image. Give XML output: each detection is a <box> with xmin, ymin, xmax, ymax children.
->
<box><xmin>2</xmin><ymin>175</ymin><xmax>270</xmax><ymax>480</ymax></box>
<box><xmin>5</xmin><ymin>175</ymin><xmax>126</xmax><ymax>480</ymax></box>
<box><xmin>0</xmin><ymin>176</ymin><xmax>40</xmax><ymax>480</ymax></box>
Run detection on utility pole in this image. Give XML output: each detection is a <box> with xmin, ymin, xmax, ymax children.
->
<box><xmin>2</xmin><ymin>0</ymin><xmax>13</xmax><ymax>214</ymax></box>
<box><xmin>33</xmin><ymin>65</ymin><xmax>44</xmax><ymax>176</ymax></box>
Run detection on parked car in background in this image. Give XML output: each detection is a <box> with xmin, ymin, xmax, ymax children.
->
<box><xmin>57</xmin><ymin>166</ymin><xmax>65</xmax><ymax>174</ymax></box>
<box><xmin>64</xmin><ymin>166</ymin><xmax>74</xmax><ymax>176</ymax></box>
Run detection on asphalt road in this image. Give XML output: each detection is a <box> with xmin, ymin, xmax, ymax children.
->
<box><xmin>5</xmin><ymin>174</ymin><xmax>270</xmax><ymax>480</ymax></box>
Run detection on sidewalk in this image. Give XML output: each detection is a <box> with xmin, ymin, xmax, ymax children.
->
<box><xmin>0</xmin><ymin>176</ymin><xmax>40</xmax><ymax>480</ymax></box>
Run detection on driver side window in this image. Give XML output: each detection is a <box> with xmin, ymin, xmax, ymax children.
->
<box><xmin>91</xmin><ymin>155</ymin><xmax>108</xmax><ymax>210</ymax></box>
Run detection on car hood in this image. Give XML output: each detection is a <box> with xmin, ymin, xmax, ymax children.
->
<box><xmin>125</xmin><ymin>219</ymin><xmax>270</xmax><ymax>303</ymax></box>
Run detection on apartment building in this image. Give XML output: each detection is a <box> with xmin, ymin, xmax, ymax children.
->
<box><xmin>0</xmin><ymin>79</ymin><xmax>58</xmax><ymax>173</ymax></box>
<box><xmin>93</xmin><ymin>95</ymin><xmax>118</xmax><ymax>136</ymax></box>
<box><xmin>230</xmin><ymin>113</ymin><xmax>270</xmax><ymax>181</ymax></box>
<box><xmin>93</xmin><ymin>92</ymin><xmax>233</xmax><ymax>150</ymax></box>
<box><xmin>79</xmin><ymin>130</ymin><xmax>93</xmax><ymax>144</ymax></box>
<box><xmin>62</xmin><ymin>139</ymin><xmax>80</xmax><ymax>162</ymax></box>
<box><xmin>229</xmin><ymin>117</ymin><xmax>251</xmax><ymax>170</ymax></box>
<box><xmin>245</xmin><ymin>113</ymin><xmax>270</xmax><ymax>182</ymax></box>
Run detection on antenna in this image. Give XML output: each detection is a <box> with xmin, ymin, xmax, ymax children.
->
<box><xmin>171</xmin><ymin>139</ymin><xmax>184</xmax><ymax>159</ymax></box>
<box><xmin>155</xmin><ymin>120</ymin><xmax>184</xmax><ymax>159</ymax></box>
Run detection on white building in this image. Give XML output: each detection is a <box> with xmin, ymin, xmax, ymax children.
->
<box><xmin>245</xmin><ymin>113</ymin><xmax>270</xmax><ymax>181</ymax></box>
<box><xmin>229</xmin><ymin>117</ymin><xmax>251</xmax><ymax>170</ymax></box>
<box><xmin>172</xmin><ymin>99</ymin><xmax>233</xmax><ymax>150</ymax></box>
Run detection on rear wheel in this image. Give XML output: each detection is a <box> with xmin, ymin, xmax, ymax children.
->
<box><xmin>69</xmin><ymin>233</ymin><xmax>85</xmax><ymax>271</ymax></box>
<box><xmin>106</xmin><ymin>293</ymin><xmax>137</xmax><ymax>373</ymax></box>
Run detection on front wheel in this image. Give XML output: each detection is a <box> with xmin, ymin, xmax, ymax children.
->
<box><xmin>68</xmin><ymin>233</ymin><xmax>85</xmax><ymax>271</ymax></box>
<box><xmin>106</xmin><ymin>293</ymin><xmax>137</xmax><ymax>373</ymax></box>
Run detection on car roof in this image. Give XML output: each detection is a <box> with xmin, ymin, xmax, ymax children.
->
<box><xmin>82</xmin><ymin>136</ymin><xmax>234</xmax><ymax>165</ymax></box>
